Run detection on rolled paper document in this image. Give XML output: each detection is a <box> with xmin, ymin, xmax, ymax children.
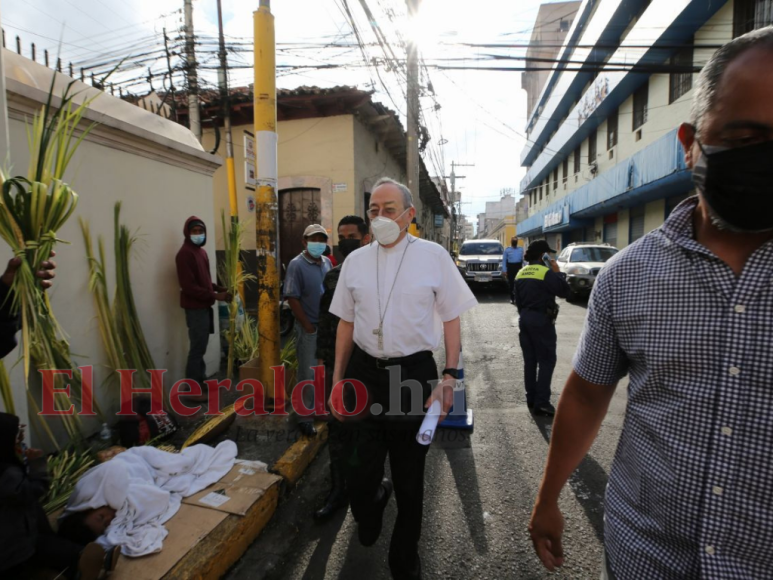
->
<box><xmin>416</xmin><ymin>400</ymin><xmax>442</xmax><ymax>445</ymax></box>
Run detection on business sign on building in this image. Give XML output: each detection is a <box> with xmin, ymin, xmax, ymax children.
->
<box><xmin>543</xmin><ymin>205</ymin><xmax>570</xmax><ymax>231</ymax></box>
<box><xmin>434</xmin><ymin>214</ymin><xmax>444</xmax><ymax>228</ymax></box>
<box><xmin>577</xmin><ymin>76</ymin><xmax>610</xmax><ymax>125</ymax></box>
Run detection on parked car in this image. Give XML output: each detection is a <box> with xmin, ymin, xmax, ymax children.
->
<box><xmin>455</xmin><ymin>239</ymin><xmax>507</xmax><ymax>288</ymax></box>
<box><xmin>556</xmin><ymin>242</ymin><xmax>619</xmax><ymax>301</ymax></box>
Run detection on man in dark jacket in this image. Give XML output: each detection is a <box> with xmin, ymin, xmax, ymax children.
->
<box><xmin>514</xmin><ymin>240</ymin><xmax>570</xmax><ymax>416</ymax></box>
<box><xmin>175</xmin><ymin>217</ymin><xmax>231</xmax><ymax>397</ymax></box>
<box><xmin>313</xmin><ymin>215</ymin><xmax>369</xmax><ymax>522</ymax></box>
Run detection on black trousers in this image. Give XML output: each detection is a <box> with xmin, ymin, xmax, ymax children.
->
<box><xmin>518</xmin><ymin>321</ymin><xmax>557</xmax><ymax>407</ymax></box>
<box><xmin>185</xmin><ymin>308</ymin><xmax>212</xmax><ymax>384</ymax></box>
<box><xmin>340</xmin><ymin>347</ymin><xmax>437</xmax><ymax>578</ymax></box>
<box><xmin>3</xmin><ymin>503</ymin><xmax>83</xmax><ymax>579</ymax></box>
<box><xmin>506</xmin><ymin>263</ymin><xmax>521</xmax><ymax>300</ymax></box>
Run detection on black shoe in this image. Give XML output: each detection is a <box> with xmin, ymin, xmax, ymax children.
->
<box><xmin>298</xmin><ymin>422</ymin><xmax>317</xmax><ymax>437</ymax></box>
<box><xmin>526</xmin><ymin>401</ymin><xmax>534</xmax><ymax>410</ymax></box>
<box><xmin>534</xmin><ymin>403</ymin><xmax>556</xmax><ymax>416</ymax></box>
<box><xmin>313</xmin><ymin>489</ymin><xmax>348</xmax><ymax>521</ymax></box>
<box><xmin>358</xmin><ymin>478</ymin><xmax>392</xmax><ymax>547</ymax></box>
<box><xmin>390</xmin><ymin>553</ymin><xmax>422</xmax><ymax>580</ymax></box>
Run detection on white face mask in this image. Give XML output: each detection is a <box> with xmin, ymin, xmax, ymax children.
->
<box><xmin>370</xmin><ymin>208</ymin><xmax>410</xmax><ymax>246</ymax></box>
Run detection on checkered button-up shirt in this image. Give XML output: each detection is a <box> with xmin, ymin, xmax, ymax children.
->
<box><xmin>574</xmin><ymin>197</ymin><xmax>773</xmax><ymax>579</ymax></box>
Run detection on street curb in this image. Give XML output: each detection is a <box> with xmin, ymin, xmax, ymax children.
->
<box><xmin>162</xmin><ymin>420</ymin><xmax>329</xmax><ymax>579</ymax></box>
<box><xmin>272</xmin><ymin>421</ymin><xmax>329</xmax><ymax>486</ymax></box>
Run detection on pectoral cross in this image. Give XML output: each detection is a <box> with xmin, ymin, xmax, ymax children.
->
<box><xmin>372</xmin><ymin>324</ymin><xmax>384</xmax><ymax>350</ymax></box>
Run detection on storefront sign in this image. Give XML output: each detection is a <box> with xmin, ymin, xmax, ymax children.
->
<box><xmin>544</xmin><ymin>210</ymin><xmax>564</xmax><ymax>229</ymax></box>
<box><xmin>434</xmin><ymin>214</ymin><xmax>444</xmax><ymax>228</ymax></box>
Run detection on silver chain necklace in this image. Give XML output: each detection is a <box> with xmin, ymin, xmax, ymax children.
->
<box><xmin>374</xmin><ymin>237</ymin><xmax>412</xmax><ymax>351</ymax></box>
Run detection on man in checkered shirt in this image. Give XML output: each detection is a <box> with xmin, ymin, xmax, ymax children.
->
<box><xmin>529</xmin><ymin>27</ymin><xmax>773</xmax><ymax>579</ymax></box>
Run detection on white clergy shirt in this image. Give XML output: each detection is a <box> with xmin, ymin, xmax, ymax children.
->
<box><xmin>330</xmin><ymin>235</ymin><xmax>478</xmax><ymax>358</ymax></box>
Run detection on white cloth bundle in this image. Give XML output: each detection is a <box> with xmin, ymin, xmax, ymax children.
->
<box><xmin>63</xmin><ymin>441</ymin><xmax>237</xmax><ymax>557</ymax></box>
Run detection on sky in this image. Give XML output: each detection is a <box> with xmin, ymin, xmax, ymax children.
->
<box><xmin>1</xmin><ymin>0</ymin><xmax>553</xmax><ymax>225</ymax></box>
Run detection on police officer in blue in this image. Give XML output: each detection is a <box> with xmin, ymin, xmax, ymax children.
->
<box><xmin>514</xmin><ymin>240</ymin><xmax>570</xmax><ymax>416</ymax></box>
<box><xmin>502</xmin><ymin>237</ymin><xmax>524</xmax><ymax>304</ymax></box>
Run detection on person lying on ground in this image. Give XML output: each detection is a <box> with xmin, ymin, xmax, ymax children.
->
<box><xmin>0</xmin><ymin>412</ymin><xmax>119</xmax><ymax>580</ymax></box>
<box><xmin>60</xmin><ymin>440</ymin><xmax>237</xmax><ymax>557</ymax></box>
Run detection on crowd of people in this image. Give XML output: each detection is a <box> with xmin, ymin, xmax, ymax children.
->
<box><xmin>1</xmin><ymin>24</ymin><xmax>772</xmax><ymax>580</ymax></box>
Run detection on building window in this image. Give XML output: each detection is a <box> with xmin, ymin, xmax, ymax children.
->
<box><xmin>559</xmin><ymin>18</ymin><xmax>571</xmax><ymax>32</ymax></box>
<box><xmin>633</xmin><ymin>82</ymin><xmax>649</xmax><ymax>130</ymax></box>
<box><xmin>629</xmin><ymin>205</ymin><xmax>646</xmax><ymax>243</ymax></box>
<box><xmin>573</xmin><ymin>147</ymin><xmax>581</xmax><ymax>174</ymax></box>
<box><xmin>588</xmin><ymin>130</ymin><xmax>597</xmax><ymax>165</ymax></box>
<box><xmin>607</xmin><ymin>109</ymin><xmax>618</xmax><ymax>150</ymax></box>
<box><xmin>553</xmin><ymin>168</ymin><xmax>559</xmax><ymax>191</ymax></box>
<box><xmin>562</xmin><ymin>158</ymin><xmax>569</xmax><ymax>184</ymax></box>
<box><xmin>734</xmin><ymin>0</ymin><xmax>773</xmax><ymax>37</ymax></box>
<box><xmin>539</xmin><ymin>185</ymin><xmax>543</xmax><ymax>201</ymax></box>
<box><xmin>669</xmin><ymin>42</ymin><xmax>694</xmax><ymax>103</ymax></box>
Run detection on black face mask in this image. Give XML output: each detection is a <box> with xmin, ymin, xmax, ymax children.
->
<box><xmin>692</xmin><ymin>139</ymin><xmax>773</xmax><ymax>232</ymax></box>
<box><xmin>338</xmin><ymin>238</ymin><xmax>362</xmax><ymax>258</ymax></box>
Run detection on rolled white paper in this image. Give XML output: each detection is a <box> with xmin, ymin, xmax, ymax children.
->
<box><xmin>416</xmin><ymin>400</ymin><xmax>442</xmax><ymax>445</ymax></box>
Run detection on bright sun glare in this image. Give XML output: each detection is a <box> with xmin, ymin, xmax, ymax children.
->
<box><xmin>404</xmin><ymin>0</ymin><xmax>450</xmax><ymax>54</ymax></box>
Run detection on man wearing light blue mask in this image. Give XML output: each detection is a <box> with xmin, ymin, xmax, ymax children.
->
<box><xmin>176</xmin><ymin>217</ymin><xmax>231</xmax><ymax>401</ymax></box>
<box><xmin>284</xmin><ymin>223</ymin><xmax>332</xmax><ymax>436</ymax></box>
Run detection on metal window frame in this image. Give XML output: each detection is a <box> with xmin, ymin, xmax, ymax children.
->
<box><xmin>607</xmin><ymin>108</ymin><xmax>619</xmax><ymax>150</ymax></box>
<box><xmin>633</xmin><ymin>81</ymin><xmax>649</xmax><ymax>131</ymax></box>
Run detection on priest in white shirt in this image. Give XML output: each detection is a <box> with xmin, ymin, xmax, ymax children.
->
<box><xmin>329</xmin><ymin>177</ymin><xmax>477</xmax><ymax>579</ymax></box>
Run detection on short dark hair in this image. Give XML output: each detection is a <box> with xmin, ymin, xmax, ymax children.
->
<box><xmin>338</xmin><ymin>215</ymin><xmax>368</xmax><ymax>236</ymax></box>
<box><xmin>58</xmin><ymin>510</ymin><xmax>98</xmax><ymax>546</ymax></box>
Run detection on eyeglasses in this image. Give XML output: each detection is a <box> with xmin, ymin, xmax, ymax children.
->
<box><xmin>367</xmin><ymin>207</ymin><xmax>403</xmax><ymax>220</ymax></box>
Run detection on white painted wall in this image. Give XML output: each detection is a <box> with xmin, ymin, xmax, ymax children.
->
<box><xmin>1</xmin><ymin>51</ymin><xmax>222</xmax><ymax>446</ymax></box>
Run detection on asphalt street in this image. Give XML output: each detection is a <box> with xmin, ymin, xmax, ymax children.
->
<box><xmin>228</xmin><ymin>286</ymin><xmax>630</xmax><ymax>580</ymax></box>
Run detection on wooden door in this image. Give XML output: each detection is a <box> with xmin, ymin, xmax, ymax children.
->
<box><xmin>279</xmin><ymin>188</ymin><xmax>322</xmax><ymax>269</ymax></box>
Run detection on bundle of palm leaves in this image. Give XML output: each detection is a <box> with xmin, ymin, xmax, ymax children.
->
<box><xmin>233</xmin><ymin>312</ymin><xmax>260</xmax><ymax>365</ymax></box>
<box><xmin>81</xmin><ymin>204</ymin><xmax>156</xmax><ymax>401</ymax></box>
<box><xmin>0</xmin><ymin>80</ymin><xmax>100</xmax><ymax>446</ymax></box>
<box><xmin>0</xmin><ymin>360</ymin><xmax>14</xmax><ymax>414</ymax></box>
<box><xmin>42</xmin><ymin>447</ymin><xmax>95</xmax><ymax>514</ymax></box>
<box><xmin>218</xmin><ymin>211</ymin><xmax>255</xmax><ymax>377</ymax></box>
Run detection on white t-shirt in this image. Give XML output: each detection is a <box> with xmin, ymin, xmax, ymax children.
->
<box><xmin>330</xmin><ymin>235</ymin><xmax>478</xmax><ymax>358</ymax></box>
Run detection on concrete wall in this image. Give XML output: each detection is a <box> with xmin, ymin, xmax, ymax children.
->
<box><xmin>354</xmin><ymin>115</ymin><xmax>405</xmax><ymax>226</ymax></box>
<box><xmin>205</xmin><ymin>113</ymin><xmax>410</xmax><ymax>249</ymax></box>
<box><xmin>2</xmin><ymin>51</ymin><xmax>221</xmax><ymax>445</ymax></box>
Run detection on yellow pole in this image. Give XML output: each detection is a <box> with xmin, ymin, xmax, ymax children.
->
<box><xmin>254</xmin><ymin>0</ymin><xmax>280</xmax><ymax>400</ymax></box>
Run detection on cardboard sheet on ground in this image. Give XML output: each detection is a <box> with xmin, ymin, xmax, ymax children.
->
<box><xmin>182</xmin><ymin>465</ymin><xmax>282</xmax><ymax>516</ymax></box>
<box><xmin>111</xmin><ymin>504</ymin><xmax>227</xmax><ymax>580</ymax></box>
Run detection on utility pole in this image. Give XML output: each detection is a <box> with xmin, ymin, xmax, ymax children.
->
<box><xmin>216</xmin><ymin>0</ymin><xmax>239</xmax><ymax>220</ymax></box>
<box><xmin>183</xmin><ymin>0</ymin><xmax>201</xmax><ymax>141</ymax></box>
<box><xmin>406</xmin><ymin>0</ymin><xmax>420</xmax><ymax>202</ymax></box>
<box><xmin>254</xmin><ymin>0</ymin><xmax>280</xmax><ymax>402</ymax></box>
<box><xmin>446</xmin><ymin>161</ymin><xmax>474</xmax><ymax>251</ymax></box>
<box><xmin>162</xmin><ymin>28</ymin><xmax>177</xmax><ymax>121</ymax></box>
